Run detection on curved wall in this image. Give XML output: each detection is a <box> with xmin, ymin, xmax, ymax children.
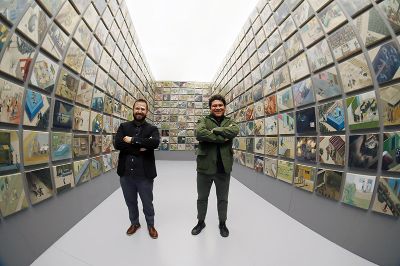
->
<box><xmin>212</xmin><ymin>0</ymin><xmax>400</xmax><ymax>265</ymax></box>
<box><xmin>0</xmin><ymin>0</ymin><xmax>154</xmax><ymax>265</ymax></box>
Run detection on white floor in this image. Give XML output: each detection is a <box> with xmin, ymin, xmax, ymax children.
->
<box><xmin>32</xmin><ymin>161</ymin><xmax>376</xmax><ymax>266</ymax></box>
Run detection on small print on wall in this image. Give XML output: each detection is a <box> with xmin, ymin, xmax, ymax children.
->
<box><xmin>315</xmin><ymin>169</ymin><xmax>344</xmax><ymax>201</ymax></box>
<box><xmin>341</xmin><ymin>173</ymin><xmax>375</xmax><ymax>210</ymax></box>
<box><xmin>0</xmin><ymin>173</ymin><xmax>29</xmax><ymax>217</ymax></box>
<box><xmin>372</xmin><ymin>176</ymin><xmax>400</xmax><ymax>217</ymax></box>
<box><xmin>26</xmin><ymin>167</ymin><xmax>53</xmax><ymax>205</ymax></box>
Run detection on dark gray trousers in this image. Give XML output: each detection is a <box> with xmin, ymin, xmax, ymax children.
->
<box><xmin>197</xmin><ymin>172</ymin><xmax>231</xmax><ymax>222</ymax></box>
<box><xmin>120</xmin><ymin>176</ymin><xmax>155</xmax><ymax>226</ymax></box>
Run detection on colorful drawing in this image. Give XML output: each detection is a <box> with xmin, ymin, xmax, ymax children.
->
<box><xmin>264</xmin><ymin>157</ymin><xmax>277</xmax><ymax>178</ymax></box>
<box><xmin>0</xmin><ymin>34</ymin><xmax>35</xmax><ymax>81</ymax></box>
<box><xmin>53</xmin><ymin>100</ymin><xmax>73</xmax><ymax>129</ymax></box>
<box><xmin>56</xmin><ymin>68</ymin><xmax>79</xmax><ymax>101</ymax></box>
<box><xmin>341</xmin><ymin>173</ymin><xmax>375</xmax><ymax>210</ymax></box>
<box><xmin>254</xmin><ymin>137</ymin><xmax>265</xmax><ymax>154</ymax></box>
<box><xmin>296</xmin><ymin>136</ymin><xmax>317</xmax><ymax>162</ymax></box>
<box><xmin>318</xmin><ymin>100</ymin><xmax>345</xmax><ymax>133</ymax></box>
<box><xmin>90</xmin><ymin>135</ymin><xmax>102</xmax><ymax>156</ymax></box>
<box><xmin>348</xmin><ymin>134</ymin><xmax>379</xmax><ymax>170</ymax></box>
<box><xmin>319</xmin><ymin>135</ymin><xmax>346</xmax><ymax>166</ymax></box>
<box><xmin>279</xmin><ymin>136</ymin><xmax>295</xmax><ymax>159</ymax></box>
<box><xmin>17</xmin><ymin>2</ymin><xmax>49</xmax><ymax>44</ymax></box>
<box><xmin>382</xmin><ymin>132</ymin><xmax>400</xmax><ymax>172</ymax></box>
<box><xmin>312</xmin><ymin>67</ymin><xmax>342</xmax><ymax>101</ymax></box>
<box><xmin>289</xmin><ymin>53</ymin><xmax>309</xmax><ymax>82</ymax></box>
<box><xmin>51</xmin><ymin>132</ymin><xmax>72</xmax><ymax>161</ymax></box>
<box><xmin>307</xmin><ymin>39</ymin><xmax>333</xmax><ymax>72</ymax></box>
<box><xmin>0</xmin><ymin>130</ymin><xmax>20</xmax><ymax>173</ymax></box>
<box><xmin>380</xmin><ymin>85</ymin><xmax>400</xmax><ymax>126</ymax></box>
<box><xmin>369</xmin><ymin>41</ymin><xmax>400</xmax><ymax>85</ymax></box>
<box><xmin>91</xmin><ymin>88</ymin><xmax>105</xmax><ymax>112</ymax></box>
<box><xmin>23</xmin><ymin>130</ymin><xmax>49</xmax><ymax>166</ymax></box>
<box><xmin>372</xmin><ymin>176</ymin><xmax>400</xmax><ymax>217</ymax></box>
<box><xmin>292</xmin><ymin>78</ymin><xmax>314</xmax><ymax>107</ymax></box>
<box><xmin>354</xmin><ymin>7</ymin><xmax>391</xmax><ymax>47</ymax></box>
<box><xmin>328</xmin><ymin>24</ymin><xmax>361</xmax><ymax>61</ymax></box>
<box><xmin>73</xmin><ymin>159</ymin><xmax>91</xmax><ymax>185</ymax></box>
<box><xmin>277</xmin><ymin>112</ymin><xmax>295</xmax><ymax>134</ymax></box>
<box><xmin>346</xmin><ymin>91</ymin><xmax>379</xmax><ymax>130</ymax></box>
<box><xmin>90</xmin><ymin>111</ymin><xmax>103</xmax><ymax>133</ymax></box>
<box><xmin>30</xmin><ymin>53</ymin><xmax>58</xmax><ymax>93</ymax></box>
<box><xmin>102</xmin><ymin>153</ymin><xmax>112</xmax><ymax>172</ymax></box>
<box><xmin>296</xmin><ymin>107</ymin><xmax>316</xmax><ymax>133</ymax></box>
<box><xmin>294</xmin><ymin>164</ymin><xmax>316</xmax><ymax>192</ymax></box>
<box><xmin>300</xmin><ymin>17</ymin><xmax>324</xmax><ymax>47</ymax></box>
<box><xmin>315</xmin><ymin>169</ymin><xmax>344</xmax><ymax>201</ymax></box>
<box><xmin>318</xmin><ymin>2</ymin><xmax>347</xmax><ymax>33</ymax></box>
<box><xmin>0</xmin><ymin>173</ymin><xmax>28</xmax><ymax>217</ymax></box>
<box><xmin>73</xmin><ymin>106</ymin><xmax>90</xmax><ymax>132</ymax></box>
<box><xmin>277</xmin><ymin>87</ymin><xmax>294</xmax><ymax>111</ymax></box>
<box><xmin>339</xmin><ymin>54</ymin><xmax>373</xmax><ymax>93</ymax></box>
<box><xmin>0</xmin><ymin>78</ymin><xmax>24</xmax><ymax>124</ymax></box>
<box><xmin>254</xmin><ymin>155</ymin><xmax>264</xmax><ymax>173</ymax></box>
<box><xmin>90</xmin><ymin>156</ymin><xmax>103</xmax><ymax>178</ymax></box>
<box><xmin>73</xmin><ymin>135</ymin><xmax>89</xmax><ymax>158</ymax></box>
<box><xmin>277</xmin><ymin>160</ymin><xmax>294</xmax><ymax>184</ymax></box>
<box><xmin>26</xmin><ymin>167</ymin><xmax>53</xmax><ymax>205</ymax></box>
<box><xmin>265</xmin><ymin>137</ymin><xmax>278</xmax><ymax>156</ymax></box>
<box><xmin>52</xmin><ymin>163</ymin><xmax>74</xmax><ymax>194</ymax></box>
<box><xmin>265</xmin><ymin>115</ymin><xmax>278</xmax><ymax>136</ymax></box>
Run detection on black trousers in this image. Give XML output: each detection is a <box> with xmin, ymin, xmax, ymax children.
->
<box><xmin>197</xmin><ymin>172</ymin><xmax>231</xmax><ymax>222</ymax></box>
<box><xmin>120</xmin><ymin>176</ymin><xmax>155</xmax><ymax>226</ymax></box>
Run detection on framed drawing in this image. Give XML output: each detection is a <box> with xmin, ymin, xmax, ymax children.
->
<box><xmin>315</xmin><ymin>169</ymin><xmax>344</xmax><ymax>201</ymax></box>
<box><xmin>52</xmin><ymin>163</ymin><xmax>74</xmax><ymax>194</ymax></box>
<box><xmin>23</xmin><ymin>89</ymin><xmax>50</xmax><ymax>129</ymax></box>
<box><xmin>341</xmin><ymin>173</ymin><xmax>375</xmax><ymax>210</ymax></box>
<box><xmin>0</xmin><ymin>173</ymin><xmax>28</xmax><ymax>217</ymax></box>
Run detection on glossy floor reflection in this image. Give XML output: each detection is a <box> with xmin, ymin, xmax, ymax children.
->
<box><xmin>32</xmin><ymin>161</ymin><xmax>375</xmax><ymax>266</ymax></box>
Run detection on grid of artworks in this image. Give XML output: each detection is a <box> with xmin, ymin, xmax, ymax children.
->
<box><xmin>212</xmin><ymin>0</ymin><xmax>400</xmax><ymax>217</ymax></box>
<box><xmin>0</xmin><ymin>0</ymin><xmax>154</xmax><ymax>219</ymax></box>
<box><xmin>154</xmin><ymin>82</ymin><xmax>211</xmax><ymax>151</ymax></box>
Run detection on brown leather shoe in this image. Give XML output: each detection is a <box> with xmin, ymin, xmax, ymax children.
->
<box><xmin>126</xmin><ymin>224</ymin><xmax>141</xmax><ymax>236</ymax></box>
<box><xmin>148</xmin><ymin>226</ymin><xmax>158</xmax><ymax>239</ymax></box>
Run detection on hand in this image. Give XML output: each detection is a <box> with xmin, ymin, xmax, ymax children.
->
<box><xmin>140</xmin><ymin>148</ymin><xmax>147</xmax><ymax>152</ymax></box>
<box><xmin>123</xmin><ymin>136</ymin><xmax>132</xmax><ymax>143</ymax></box>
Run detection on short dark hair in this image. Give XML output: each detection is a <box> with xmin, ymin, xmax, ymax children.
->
<box><xmin>208</xmin><ymin>94</ymin><xmax>226</xmax><ymax>108</ymax></box>
<box><xmin>133</xmin><ymin>99</ymin><xmax>148</xmax><ymax>110</ymax></box>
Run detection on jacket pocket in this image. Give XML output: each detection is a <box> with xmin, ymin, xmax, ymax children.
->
<box><xmin>196</xmin><ymin>155</ymin><xmax>208</xmax><ymax>170</ymax></box>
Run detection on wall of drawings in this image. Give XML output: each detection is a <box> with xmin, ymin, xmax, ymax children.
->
<box><xmin>212</xmin><ymin>0</ymin><xmax>400</xmax><ymax>219</ymax></box>
<box><xmin>154</xmin><ymin>81</ymin><xmax>211</xmax><ymax>151</ymax></box>
<box><xmin>0</xmin><ymin>0</ymin><xmax>154</xmax><ymax>220</ymax></box>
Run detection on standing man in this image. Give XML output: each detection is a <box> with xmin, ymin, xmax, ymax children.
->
<box><xmin>115</xmin><ymin>99</ymin><xmax>160</xmax><ymax>239</ymax></box>
<box><xmin>191</xmin><ymin>95</ymin><xmax>239</xmax><ymax>237</ymax></box>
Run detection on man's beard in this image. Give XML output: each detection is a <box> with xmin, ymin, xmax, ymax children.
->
<box><xmin>134</xmin><ymin>113</ymin><xmax>146</xmax><ymax>121</ymax></box>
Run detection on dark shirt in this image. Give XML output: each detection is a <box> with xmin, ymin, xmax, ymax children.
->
<box><xmin>123</xmin><ymin>120</ymin><xmax>146</xmax><ymax>178</ymax></box>
<box><xmin>213</xmin><ymin>115</ymin><xmax>225</xmax><ymax>174</ymax></box>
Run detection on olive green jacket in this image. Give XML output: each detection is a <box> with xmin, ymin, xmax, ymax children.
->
<box><xmin>195</xmin><ymin>115</ymin><xmax>239</xmax><ymax>175</ymax></box>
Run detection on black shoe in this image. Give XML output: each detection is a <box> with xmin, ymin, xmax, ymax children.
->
<box><xmin>219</xmin><ymin>222</ymin><xmax>229</xmax><ymax>237</ymax></box>
<box><xmin>191</xmin><ymin>221</ymin><xmax>206</xmax><ymax>235</ymax></box>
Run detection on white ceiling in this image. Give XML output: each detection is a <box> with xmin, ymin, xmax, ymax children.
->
<box><xmin>125</xmin><ymin>0</ymin><xmax>259</xmax><ymax>82</ymax></box>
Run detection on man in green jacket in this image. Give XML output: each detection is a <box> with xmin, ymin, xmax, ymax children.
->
<box><xmin>191</xmin><ymin>94</ymin><xmax>239</xmax><ymax>237</ymax></box>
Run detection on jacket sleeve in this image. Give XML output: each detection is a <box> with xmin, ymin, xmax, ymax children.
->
<box><xmin>212</xmin><ymin>119</ymin><xmax>239</xmax><ymax>140</ymax></box>
<box><xmin>133</xmin><ymin>126</ymin><xmax>160</xmax><ymax>150</ymax></box>
<box><xmin>114</xmin><ymin>124</ymin><xmax>134</xmax><ymax>152</ymax></box>
<box><xmin>195</xmin><ymin>117</ymin><xmax>227</xmax><ymax>143</ymax></box>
